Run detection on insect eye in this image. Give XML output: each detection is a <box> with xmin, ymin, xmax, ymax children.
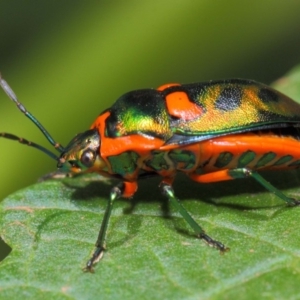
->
<box><xmin>80</xmin><ymin>150</ymin><xmax>96</xmax><ymax>167</ymax></box>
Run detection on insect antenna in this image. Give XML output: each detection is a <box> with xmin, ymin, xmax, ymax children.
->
<box><xmin>0</xmin><ymin>73</ymin><xmax>65</xmax><ymax>156</ymax></box>
<box><xmin>0</xmin><ymin>132</ymin><xmax>59</xmax><ymax>160</ymax></box>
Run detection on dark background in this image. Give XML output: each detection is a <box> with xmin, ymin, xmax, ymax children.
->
<box><xmin>1</xmin><ymin>1</ymin><xmax>300</xmax><ymax>258</ymax></box>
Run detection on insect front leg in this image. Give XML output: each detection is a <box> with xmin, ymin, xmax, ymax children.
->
<box><xmin>85</xmin><ymin>181</ymin><xmax>138</xmax><ymax>272</ymax></box>
<box><xmin>160</xmin><ymin>180</ymin><xmax>228</xmax><ymax>253</ymax></box>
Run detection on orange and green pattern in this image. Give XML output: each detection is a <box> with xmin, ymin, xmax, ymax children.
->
<box><xmin>2</xmin><ymin>75</ymin><xmax>300</xmax><ymax>272</ymax></box>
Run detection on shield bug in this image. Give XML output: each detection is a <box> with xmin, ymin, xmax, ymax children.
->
<box><xmin>1</xmin><ymin>74</ymin><xmax>300</xmax><ymax>272</ymax></box>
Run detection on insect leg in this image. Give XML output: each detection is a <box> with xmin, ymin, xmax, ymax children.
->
<box><xmin>85</xmin><ymin>181</ymin><xmax>138</xmax><ymax>272</ymax></box>
<box><xmin>190</xmin><ymin>168</ymin><xmax>300</xmax><ymax>206</ymax></box>
<box><xmin>228</xmin><ymin>168</ymin><xmax>300</xmax><ymax>206</ymax></box>
<box><xmin>160</xmin><ymin>181</ymin><xmax>228</xmax><ymax>252</ymax></box>
<box><xmin>85</xmin><ymin>184</ymin><xmax>121</xmax><ymax>272</ymax></box>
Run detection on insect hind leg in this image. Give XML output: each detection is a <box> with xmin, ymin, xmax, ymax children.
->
<box><xmin>229</xmin><ymin>168</ymin><xmax>300</xmax><ymax>206</ymax></box>
<box><xmin>190</xmin><ymin>168</ymin><xmax>300</xmax><ymax>206</ymax></box>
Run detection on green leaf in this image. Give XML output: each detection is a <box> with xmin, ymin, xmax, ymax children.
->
<box><xmin>2</xmin><ymin>67</ymin><xmax>300</xmax><ymax>299</ymax></box>
<box><xmin>1</xmin><ymin>169</ymin><xmax>300</xmax><ymax>300</ymax></box>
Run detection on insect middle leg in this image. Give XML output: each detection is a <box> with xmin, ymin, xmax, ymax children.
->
<box><xmin>160</xmin><ymin>179</ymin><xmax>228</xmax><ymax>252</ymax></box>
<box><xmin>189</xmin><ymin>168</ymin><xmax>300</xmax><ymax>206</ymax></box>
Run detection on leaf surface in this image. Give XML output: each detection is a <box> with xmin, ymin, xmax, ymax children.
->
<box><xmin>1</xmin><ymin>170</ymin><xmax>300</xmax><ymax>300</ymax></box>
<box><xmin>1</xmin><ymin>68</ymin><xmax>300</xmax><ymax>299</ymax></box>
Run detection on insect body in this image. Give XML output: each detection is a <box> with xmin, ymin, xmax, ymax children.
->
<box><xmin>1</xmin><ymin>76</ymin><xmax>300</xmax><ymax>272</ymax></box>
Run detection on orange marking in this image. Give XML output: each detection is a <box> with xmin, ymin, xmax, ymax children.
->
<box><xmin>159</xmin><ymin>143</ymin><xmax>181</xmax><ymax>151</ymax></box>
<box><xmin>160</xmin><ymin>177</ymin><xmax>175</xmax><ymax>186</ymax></box>
<box><xmin>205</xmin><ymin>133</ymin><xmax>300</xmax><ymax>164</ymax></box>
<box><xmin>189</xmin><ymin>169</ymin><xmax>232</xmax><ymax>183</ymax></box>
<box><xmin>157</xmin><ymin>83</ymin><xmax>180</xmax><ymax>91</ymax></box>
<box><xmin>122</xmin><ymin>181</ymin><xmax>138</xmax><ymax>198</ymax></box>
<box><xmin>90</xmin><ymin>112</ymin><xmax>165</xmax><ymax>174</ymax></box>
<box><xmin>195</xmin><ymin>132</ymin><xmax>300</xmax><ymax>174</ymax></box>
<box><xmin>165</xmin><ymin>91</ymin><xmax>203</xmax><ymax>121</ymax></box>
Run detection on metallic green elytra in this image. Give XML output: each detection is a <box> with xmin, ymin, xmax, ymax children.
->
<box><xmin>101</xmin><ymin>79</ymin><xmax>300</xmax><ymax>148</ymax></box>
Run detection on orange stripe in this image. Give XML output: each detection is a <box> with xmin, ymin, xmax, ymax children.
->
<box><xmin>198</xmin><ymin>132</ymin><xmax>300</xmax><ymax>172</ymax></box>
<box><xmin>190</xmin><ymin>170</ymin><xmax>233</xmax><ymax>183</ymax></box>
<box><xmin>208</xmin><ymin>133</ymin><xmax>300</xmax><ymax>159</ymax></box>
<box><xmin>90</xmin><ymin>112</ymin><xmax>164</xmax><ymax>172</ymax></box>
<box><xmin>157</xmin><ymin>83</ymin><xmax>180</xmax><ymax>91</ymax></box>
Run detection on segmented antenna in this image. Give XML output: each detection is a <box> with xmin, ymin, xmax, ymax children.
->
<box><xmin>0</xmin><ymin>73</ymin><xmax>65</xmax><ymax>160</ymax></box>
<box><xmin>0</xmin><ymin>132</ymin><xmax>59</xmax><ymax>160</ymax></box>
